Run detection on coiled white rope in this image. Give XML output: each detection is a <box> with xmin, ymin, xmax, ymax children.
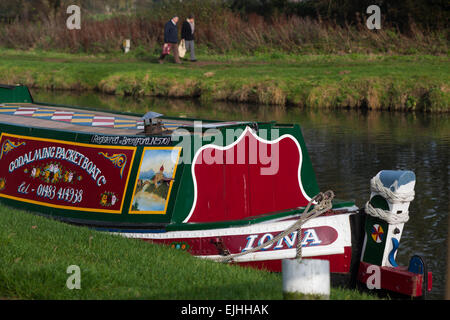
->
<box><xmin>365</xmin><ymin>201</ymin><xmax>410</xmax><ymax>224</ymax></box>
<box><xmin>370</xmin><ymin>177</ymin><xmax>415</xmax><ymax>204</ymax></box>
<box><xmin>364</xmin><ymin>176</ymin><xmax>415</xmax><ymax>224</ymax></box>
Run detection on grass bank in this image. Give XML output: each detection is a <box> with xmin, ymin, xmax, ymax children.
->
<box><xmin>0</xmin><ymin>204</ymin><xmax>377</xmax><ymax>300</ymax></box>
<box><xmin>0</xmin><ymin>49</ymin><xmax>448</xmax><ymax>112</ymax></box>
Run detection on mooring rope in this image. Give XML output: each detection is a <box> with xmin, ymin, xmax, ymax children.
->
<box><xmin>214</xmin><ymin>191</ymin><xmax>335</xmax><ymax>263</ymax></box>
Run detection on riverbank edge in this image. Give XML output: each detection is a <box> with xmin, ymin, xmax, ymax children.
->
<box><xmin>96</xmin><ymin>74</ymin><xmax>449</xmax><ymax>113</ymax></box>
<box><xmin>1</xmin><ymin>52</ymin><xmax>448</xmax><ymax>113</ymax></box>
<box><xmin>10</xmin><ymin>72</ymin><xmax>450</xmax><ymax>113</ymax></box>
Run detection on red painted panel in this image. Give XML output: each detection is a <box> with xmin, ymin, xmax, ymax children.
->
<box><xmin>357</xmin><ymin>261</ymin><xmax>430</xmax><ymax>297</ymax></box>
<box><xmin>223</xmin><ymin>162</ymin><xmax>251</xmax><ymax>221</ymax></box>
<box><xmin>273</xmin><ymin>137</ymin><xmax>308</xmax><ymax>213</ymax></box>
<box><xmin>143</xmin><ymin>226</ymin><xmax>349</xmax><ymax>273</ymax></box>
<box><xmin>192</xmin><ymin>148</ymin><xmax>226</xmax><ymax>219</ymax></box>
<box><xmin>149</xmin><ymin>226</ymin><xmax>337</xmax><ymax>254</ymax></box>
<box><xmin>248</xmin><ymin>140</ymin><xmax>276</xmax><ymax>216</ymax></box>
<box><xmin>0</xmin><ymin>133</ymin><xmax>135</xmax><ymax>213</ymax></box>
<box><xmin>189</xmin><ymin>129</ymin><xmax>311</xmax><ymax>223</ymax></box>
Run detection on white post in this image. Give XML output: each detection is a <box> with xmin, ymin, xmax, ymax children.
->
<box><xmin>282</xmin><ymin>259</ymin><xmax>330</xmax><ymax>300</ymax></box>
<box><xmin>123</xmin><ymin>39</ymin><xmax>131</xmax><ymax>53</ymax></box>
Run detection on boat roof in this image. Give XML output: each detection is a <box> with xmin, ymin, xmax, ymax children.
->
<box><xmin>0</xmin><ymin>102</ymin><xmax>251</xmax><ymax>136</ymax></box>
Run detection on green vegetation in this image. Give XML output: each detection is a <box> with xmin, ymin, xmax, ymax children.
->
<box><xmin>0</xmin><ymin>1</ymin><xmax>447</xmax><ymax>112</ymax></box>
<box><xmin>1</xmin><ymin>0</ymin><xmax>447</xmax><ymax>55</ymax></box>
<box><xmin>0</xmin><ymin>49</ymin><xmax>448</xmax><ymax>112</ymax></box>
<box><xmin>0</xmin><ymin>204</ymin><xmax>378</xmax><ymax>299</ymax></box>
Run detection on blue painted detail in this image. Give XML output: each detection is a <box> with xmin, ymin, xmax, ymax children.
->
<box><xmin>388</xmin><ymin>238</ymin><xmax>400</xmax><ymax>267</ymax></box>
<box><xmin>409</xmin><ymin>255</ymin><xmax>428</xmax><ymax>298</ymax></box>
<box><xmin>379</xmin><ymin>170</ymin><xmax>416</xmax><ymax>191</ymax></box>
<box><xmin>408</xmin><ymin>255</ymin><xmax>425</xmax><ymax>274</ymax></box>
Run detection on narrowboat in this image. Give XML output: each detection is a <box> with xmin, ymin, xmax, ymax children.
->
<box><xmin>0</xmin><ymin>84</ymin><xmax>432</xmax><ymax>298</ymax></box>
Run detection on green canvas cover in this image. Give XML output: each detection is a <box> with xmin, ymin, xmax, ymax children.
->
<box><xmin>0</xmin><ymin>84</ymin><xmax>33</xmax><ymax>104</ymax></box>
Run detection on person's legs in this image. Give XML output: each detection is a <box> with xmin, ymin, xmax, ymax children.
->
<box><xmin>183</xmin><ymin>40</ymin><xmax>191</xmax><ymax>60</ymax></box>
<box><xmin>158</xmin><ymin>52</ymin><xmax>166</xmax><ymax>63</ymax></box>
<box><xmin>187</xmin><ymin>40</ymin><xmax>196</xmax><ymax>61</ymax></box>
<box><xmin>159</xmin><ymin>44</ymin><xmax>169</xmax><ymax>63</ymax></box>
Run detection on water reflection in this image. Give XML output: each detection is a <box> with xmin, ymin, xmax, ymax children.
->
<box><xmin>34</xmin><ymin>90</ymin><xmax>449</xmax><ymax>299</ymax></box>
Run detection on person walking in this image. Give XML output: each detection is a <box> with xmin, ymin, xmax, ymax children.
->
<box><xmin>159</xmin><ymin>15</ymin><xmax>181</xmax><ymax>64</ymax></box>
<box><xmin>181</xmin><ymin>15</ymin><xmax>197</xmax><ymax>62</ymax></box>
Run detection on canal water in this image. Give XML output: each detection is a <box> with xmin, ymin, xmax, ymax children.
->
<box><xmin>34</xmin><ymin>90</ymin><xmax>449</xmax><ymax>299</ymax></box>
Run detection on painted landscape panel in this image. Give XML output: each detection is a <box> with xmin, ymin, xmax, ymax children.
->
<box><xmin>130</xmin><ymin>147</ymin><xmax>181</xmax><ymax>214</ymax></box>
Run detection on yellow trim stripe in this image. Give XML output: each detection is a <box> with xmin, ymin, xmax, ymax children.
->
<box><xmin>114</xmin><ymin>120</ymin><xmax>138</xmax><ymax>123</ymax></box>
<box><xmin>32</xmin><ymin>113</ymin><xmax>54</xmax><ymax>117</ymax></box>
<box><xmin>114</xmin><ymin>124</ymin><xmax>137</xmax><ymax>128</ymax></box>
<box><xmin>71</xmin><ymin>119</ymin><xmax>94</xmax><ymax>123</ymax></box>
